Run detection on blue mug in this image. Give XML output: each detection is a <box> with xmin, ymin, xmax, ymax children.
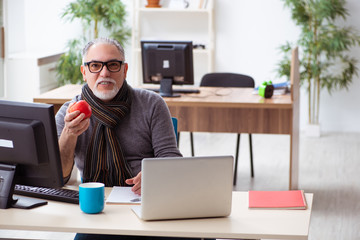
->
<box><xmin>79</xmin><ymin>182</ymin><xmax>105</xmax><ymax>214</ymax></box>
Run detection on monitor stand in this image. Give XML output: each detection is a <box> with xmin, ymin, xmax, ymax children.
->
<box><xmin>159</xmin><ymin>78</ymin><xmax>180</xmax><ymax>98</ymax></box>
<box><xmin>0</xmin><ymin>164</ymin><xmax>47</xmax><ymax>209</ymax></box>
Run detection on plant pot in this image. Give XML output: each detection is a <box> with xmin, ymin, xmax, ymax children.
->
<box><xmin>146</xmin><ymin>0</ymin><xmax>161</xmax><ymax>8</ymax></box>
<box><xmin>305</xmin><ymin>123</ymin><xmax>321</xmax><ymax>137</ymax></box>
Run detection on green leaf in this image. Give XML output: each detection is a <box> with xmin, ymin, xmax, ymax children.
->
<box><xmin>278</xmin><ymin>0</ymin><xmax>360</xmax><ymax>124</ymax></box>
<box><xmin>56</xmin><ymin>0</ymin><xmax>131</xmax><ymax>86</ymax></box>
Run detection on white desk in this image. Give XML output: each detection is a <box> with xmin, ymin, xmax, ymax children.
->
<box><xmin>0</xmin><ymin>190</ymin><xmax>313</xmax><ymax>240</ymax></box>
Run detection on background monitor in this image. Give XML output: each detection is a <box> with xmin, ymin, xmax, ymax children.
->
<box><xmin>141</xmin><ymin>40</ymin><xmax>194</xmax><ymax>97</ymax></box>
<box><xmin>0</xmin><ymin>100</ymin><xmax>63</xmax><ymax>209</ymax></box>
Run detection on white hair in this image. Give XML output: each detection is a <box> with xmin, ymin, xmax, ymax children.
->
<box><xmin>82</xmin><ymin>37</ymin><xmax>125</xmax><ymax>63</ymax></box>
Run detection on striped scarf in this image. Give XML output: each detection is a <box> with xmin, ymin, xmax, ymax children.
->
<box><xmin>81</xmin><ymin>82</ymin><xmax>133</xmax><ymax>186</ymax></box>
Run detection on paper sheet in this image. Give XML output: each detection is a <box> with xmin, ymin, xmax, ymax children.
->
<box><xmin>106</xmin><ymin>186</ymin><xmax>141</xmax><ymax>205</ymax></box>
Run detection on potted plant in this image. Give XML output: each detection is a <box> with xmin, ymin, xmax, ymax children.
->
<box><xmin>146</xmin><ymin>0</ymin><xmax>161</xmax><ymax>8</ymax></box>
<box><xmin>55</xmin><ymin>0</ymin><xmax>131</xmax><ymax>86</ymax></box>
<box><xmin>276</xmin><ymin>0</ymin><xmax>360</xmax><ymax>136</ymax></box>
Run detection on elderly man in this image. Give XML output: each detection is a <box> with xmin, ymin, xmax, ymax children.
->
<box><xmin>56</xmin><ymin>37</ymin><xmax>212</xmax><ymax>240</ymax></box>
<box><xmin>56</xmin><ymin>37</ymin><xmax>181</xmax><ymax>194</ymax></box>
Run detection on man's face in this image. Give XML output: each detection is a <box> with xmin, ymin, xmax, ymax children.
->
<box><xmin>81</xmin><ymin>43</ymin><xmax>128</xmax><ymax>101</ymax></box>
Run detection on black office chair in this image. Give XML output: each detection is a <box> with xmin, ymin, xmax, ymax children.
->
<box><xmin>190</xmin><ymin>72</ymin><xmax>255</xmax><ymax>185</ymax></box>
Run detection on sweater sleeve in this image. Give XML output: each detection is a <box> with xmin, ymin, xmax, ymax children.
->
<box><xmin>148</xmin><ymin>93</ymin><xmax>182</xmax><ymax>158</ymax></box>
<box><xmin>55</xmin><ymin>96</ymin><xmax>79</xmax><ymax>138</ymax></box>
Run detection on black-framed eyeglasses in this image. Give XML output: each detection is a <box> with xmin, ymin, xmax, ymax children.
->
<box><xmin>84</xmin><ymin>60</ymin><xmax>124</xmax><ymax>73</ymax></box>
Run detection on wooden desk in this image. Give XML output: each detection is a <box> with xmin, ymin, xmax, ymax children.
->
<box><xmin>33</xmin><ymin>84</ymin><xmax>299</xmax><ymax>190</ymax></box>
<box><xmin>0</xmin><ymin>190</ymin><xmax>313</xmax><ymax>240</ymax></box>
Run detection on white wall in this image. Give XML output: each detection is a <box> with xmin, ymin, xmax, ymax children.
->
<box><xmin>215</xmin><ymin>0</ymin><xmax>360</xmax><ymax>133</ymax></box>
<box><xmin>3</xmin><ymin>0</ymin><xmax>84</xmax><ymax>103</ymax></box>
<box><xmin>7</xmin><ymin>0</ymin><xmax>82</xmax><ymax>54</ymax></box>
<box><xmin>317</xmin><ymin>0</ymin><xmax>360</xmax><ymax>132</ymax></box>
<box><xmin>0</xmin><ymin>0</ymin><xmax>4</xmax><ymax>98</ymax></box>
<box><xmin>4</xmin><ymin>0</ymin><xmax>360</xmax><ymax>132</ymax></box>
<box><xmin>4</xmin><ymin>0</ymin><xmax>133</xmax><ymax>102</ymax></box>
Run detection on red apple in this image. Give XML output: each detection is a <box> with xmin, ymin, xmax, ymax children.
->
<box><xmin>69</xmin><ymin>100</ymin><xmax>92</xmax><ymax>119</ymax></box>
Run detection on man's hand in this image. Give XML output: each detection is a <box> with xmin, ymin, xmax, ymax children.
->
<box><xmin>58</xmin><ymin>102</ymin><xmax>90</xmax><ymax>179</ymax></box>
<box><xmin>125</xmin><ymin>172</ymin><xmax>142</xmax><ymax>195</ymax></box>
<box><xmin>63</xmin><ymin>102</ymin><xmax>90</xmax><ymax>137</ymax></box>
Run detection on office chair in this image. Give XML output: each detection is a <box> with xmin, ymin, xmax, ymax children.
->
<box><xmin>191</xmin><ymin>72</ymin><xmax>255</xmax><ymax>185</ymax></box>
<box><xmin>171</xmin><ymin>117</ymin><xmax>179</xmax><ymax>146</ymax></box>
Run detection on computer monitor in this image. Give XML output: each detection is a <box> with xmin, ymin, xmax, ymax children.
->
<box><xmin>0</xmin><ymin>100</ymin><xmax>63</xmax><ymax>209</ymax></box>
<box><xmin>141</xmin><ymin>40</ymin><xmax>194</xmax><ymax>97</ymax></box>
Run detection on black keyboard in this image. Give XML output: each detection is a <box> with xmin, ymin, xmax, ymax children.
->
<box><xmin>14</xmin><ymin>184</ymin><xmax>79</xmax><ymax>204</ymax></box>
<box><xmin>146</xmin><ymin>88</ymin><xmax>200</xmax><ymax>94</ymax></box>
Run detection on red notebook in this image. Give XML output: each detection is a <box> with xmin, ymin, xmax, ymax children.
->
<box><xmin>248</xmin><ymin>190</ymin><xmax>307</xmax><ymax>210</ymax></box>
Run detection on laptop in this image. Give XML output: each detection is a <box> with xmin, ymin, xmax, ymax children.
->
<box><xmin>131</xmin><ymin>155</ymin><xmax>233</xmax><ymax>221</ymax></box>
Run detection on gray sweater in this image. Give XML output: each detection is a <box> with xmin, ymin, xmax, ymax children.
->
<box><xmin>55</xmin><ymin>86</ymin><xmax>182</xmax><ymax>179</ymax></box>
